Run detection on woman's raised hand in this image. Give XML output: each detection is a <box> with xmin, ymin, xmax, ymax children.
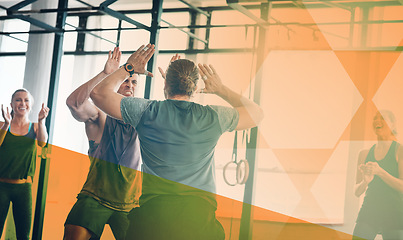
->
<box><xmin>1</xmin><ymin>104</ymin><xmax>11</xmax><ymax>124</ymax></box>
<box><xmin>38</xmin><ymin>103</ymin><xmax>50</xmax><ymax>123</ymax></box>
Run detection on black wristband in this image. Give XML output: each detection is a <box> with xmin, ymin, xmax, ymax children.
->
<box><xmin>123</xmin><ymin>63</ymin><xmax>135</xmax><ymax>77</ymax></box>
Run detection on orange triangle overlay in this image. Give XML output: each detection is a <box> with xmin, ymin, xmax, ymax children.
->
<box><xmin>269</xmin><ymin>149</ymin><xmax>337</xmax><ymax>229</ymax></box>
<box><xmin>332</xmin><ymin>51</ymin><xmax>401</xmax><ymax>142</ymax></box>
<box><xmin>265</xmin><ymin>6</ymin><xmax>332</xmax><ymax>50</ymax></box>
<box><xmin>337</xmin><ymin>101</ymin><xmax>379</xmax><ymax>142</ymax></box>
<box><xmin>252</xmin><ymin>6</ymin><xmax>333</xmax><ymax>78</ymax></box>
<box><xmin>41</xmin><ymin>144</ymin><xmax>355</xmax><ymax>239</ymax></box>
<box><xmin>271</xmin><ymin>149</ymin><xmax>334</xmax><ymax>186</ymax></box>
<box><xmin>399</xmin><ymin>38</ymin><xmax>403</xmax><ymax>48</ymax></box>
<box><xmin>333</xmin><ymin>51</ymin><xmax>401</xmax><ymax>99</ymax></box>
<box><xmin>234</xmin><ymin>4</ymin><xmax>335</xmax><ymax>119</ymax></box>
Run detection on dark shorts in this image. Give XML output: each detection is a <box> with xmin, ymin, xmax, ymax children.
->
<box><xmin>65</xmin><ymin>194</ymin><xmax>129</xmax><ymax>240</ymax></box>
<box><xmin>125</xmin><ymin>195</ymin><xmax>225</xmax><ymax>240</ymax></box>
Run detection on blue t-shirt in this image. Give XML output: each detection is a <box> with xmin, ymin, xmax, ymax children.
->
<box><xmin>120</xmin><ymin>97</ymin><xmax>239</xmax><ymax>205</ymax></box>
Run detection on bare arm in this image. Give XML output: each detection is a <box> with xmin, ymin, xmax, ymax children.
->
<box><xmin>65</xmin><ymin>71</ymin><xmax>105</xmax><ymax>123</ymax></box>
<box><xmin>35</xmin><ymin>103</ymin><xmax>49</xmax><ymax>147</ymax></box>
<box><xmin>66</xmin><ymin>47</ymin><xmax>121</xmax><ymax>123</ymax></box>
<box><xmin>0</xmin><ymin>121</ymin><xmax>9</xmax><ymax>146</ymax></box>
<box><xmin>91</xmin><ymin>44</ymin><xmax>155</xmax><ymax>119</ymax></box>
<box><xmin>198</xmin><ymin>64</ymin><xmax>264</xmax><ymax>130</ymax></box>
<box><xmin>0</xmin><ymin>105</ymin><xmax>11</xmax><ymax>146</ymax></box>
<box><xmin>355</xmin><ymin>150</ymin><xmax>372</xmax><ymax>197</ymax></box>
<box><xmin>367</xmin><ymin>146</ymin><xmax>403</xmax><ymax>193</ymax></box>
<box><xmin>91</xmin><ymin>68</ymin><xmax>127</xmax><ymax>120</ymax></box>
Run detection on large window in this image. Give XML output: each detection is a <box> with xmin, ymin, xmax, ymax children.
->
<box><xmin>0</xmin><ymin>19</ymin><xmax>28</xmax><ymax>102</ymax></box>
<box><xmin>1</xmin><ymin>1</ymin><xmax>402</xmax><ymax>239</ymax></box>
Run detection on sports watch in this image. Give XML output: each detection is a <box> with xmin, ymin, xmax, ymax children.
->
<box><xmin>123</xmin><ymin>63</ymin><xmax>135</xmax><ymax>77</ymax></box>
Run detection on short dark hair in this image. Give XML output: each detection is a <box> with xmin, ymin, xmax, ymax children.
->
<box><xmin>165</xmin><ymin>59</ymin><xmax>199</xmax><ymax>98</ymax></box>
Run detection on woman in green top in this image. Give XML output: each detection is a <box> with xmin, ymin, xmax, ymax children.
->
<box><xmin>353</xmin><ymin>111</ymin><xmax>403</xmax><ymax>239</ymax></box>
<box><xmin>0</xmin><ymin>88</ymin><xmax>49</xmax><ymax>240</ymax></box>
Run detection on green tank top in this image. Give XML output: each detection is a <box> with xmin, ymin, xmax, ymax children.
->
<box><xmin>356</xmin><ymin>141</ymin><xmax>403</xmax><ymax>228</ymax></box>
<box><xmin>80</xmin><ymin>116</ymin><xmax>141</xmax><ymax>212</ymax></box>
<box><xmin>0</xmin><ymin>123</ymin><xmax>37</xmax><ymax>179</ymax></box>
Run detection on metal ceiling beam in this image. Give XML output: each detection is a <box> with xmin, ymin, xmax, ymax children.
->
<box><xmin>290</xmin><ymin>0</ymin><xmax>352</xmax><ymax>10</ymax></box>
<box><xmin>319</xmin><ymin>0</ymin><xmax>351</xmax><ymax>11</ymax></box>
<box><xmin>65</xmin><ymin>22</ymin><xmax>116</xmax><ymax>45</ymax></box>
<box><xmin>98</xmin><ymin>0</ymin><xmax>150</xmax><ymax>31</ymax></box>
<box><xmin>1</xmin><ymin>45</ymin><xmax>402</xmax><ymax>58</ymax></box>
<box><xmin>8</xmin><ymin>7</ymin><xmax>98</xmax><ymax>14</ymax></box>
<box><xmin>292</xmin><ymin>0</ymin><xmax>305</xmax><ymax>8</ymax></box>
<box><xmin>3</xmin><ymin>34</ymin><xmax>28</xmax><ymax>43</ymax></box>
<box><xmin>12</xmin><ymin>14</ymin><xmax>61</xmax><ymax>32</ymax></box>
<box><xmin>270</xmin><ymin>16</ymin><xmax>294</xmax><ymax>33</ymax></box>
<box><xmin>75</xmin><ymin>0</ymin><xmax>94</xmax><ymax>7</ymax></box>
<box><xmin>5</xmin><ymin>1</ymin><xmax>392</xmax><ymax>18</ymax></box>
<box><xmin>7</xmin><ymin>0</ymin><xmax>36</xmax><ymax>13</ymax></box>
<box><xmin>161</xmin><ymin>19</ymin><xmax>208</xmax><ymax>44</ymax></box>
<box><xmin>100</xmin><ymin>0</ymin><xmax>118</xmax><ymax>7</ymax></box>
<box><xmin>6</xmin><ymin>0</ymin><xmax>61</xmax><ymax>32</ymax></box>
<box><xmin>178</xmin><ymin>0</ymin><xmax>210</xmax><ymax>17</ymax></box>
<box><xmin>227</xmin><ymin>2</ymin><xmax>270</xmax><ymax>28</ymax></box>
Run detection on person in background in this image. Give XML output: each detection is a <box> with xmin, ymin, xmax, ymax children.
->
<box><xmin>0</xmin><ymin>88</ymin><xmax>49</xmax><ymax>240</ymax></box>
<box><xmin>64</xmin><ymin>47</ymin><xmax>142</xmax><ymax>240</ymax></box>
<box><xmin>353</xmin><ymin>110</ymin><xmax>403</xmax><ymax>240</ymax></box>
<box><xmin>90</xmin><ymin>44</ymin><xmax>264</xmax><ymax>240</ymax></box>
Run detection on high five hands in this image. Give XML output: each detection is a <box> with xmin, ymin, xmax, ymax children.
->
<box><xmin>198</xmin><ymin>64</ymin><xmax>224</xmax><ymax>94</ymax></box>
<box><xmin>126</xmin><ymin>44</ymin><xmax>155</xmax><ymax>77</ymax></box>
<box><xmin>156</xmin><ymin>55</ymin><xmax>224</xmax><ymax>95</ymax></box>
<box><xmin>158</xmin><ymin>54</ymin><xmax>181</xmax><ymax>80</ymax></box>
<box><xmin>104</xmin><ymin>46</ymin><xmax>122</xmax><ymax>75</ymax></box>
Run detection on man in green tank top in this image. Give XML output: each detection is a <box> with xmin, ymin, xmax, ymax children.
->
<box><xmin>64</xmin><ymin>47</ymin><xmax>141</xmax><ymax>240</ymax></box>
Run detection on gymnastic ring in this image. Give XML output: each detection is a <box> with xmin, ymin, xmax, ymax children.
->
<box><xmin>236</xmin><ymin>159</ymin><xmax>249</xmax><ymax>185</ymax></box>
<box><xmin>223</xmin><ymin>161</ymin><xmax>238</xmax><ymax>186</ymax></box>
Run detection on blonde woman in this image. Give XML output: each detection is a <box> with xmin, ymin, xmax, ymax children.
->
<box><xmin>0</xmin><ymin>89</ymin><xmax>49</xmax><ymax>240</ymax></box>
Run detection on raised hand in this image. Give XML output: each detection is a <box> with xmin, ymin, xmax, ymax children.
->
<box><xmin>158</xmin><ymin>54</ymin><xmax>181</xmax><ymax>80</ymax></box>
<box><xmin>103</xmin><ymin>46</ymin><xmax>122</xmax><ymax>75</ymax></box>
<box><xmin>1</xmin><ymin>104</ymin><xmax>11</xmax><ymax>124</ymax></box>
<box><xmin>197</xmin><ymin>64</ymin><xmax>224</xmax><ymax>94</ymax></box>
<box><xmin>38</xmin><ymin>103</ymin><xmax>50</xmax><ymax>123</ymax></box>
<box><xmin>126</xmin><ymin>44</ymin><xmax>155</xmax><ymax>77</ymax></box>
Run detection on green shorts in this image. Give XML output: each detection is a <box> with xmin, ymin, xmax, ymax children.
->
<box><xmin>126</xmin><ymin>195</ymin><xmax>225</xmax><ymax>240</ymax></box>
<box><xmin>65</xmin><ymin>194</ymin><xmax>129</xmax><ymax>240</ymax></box>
